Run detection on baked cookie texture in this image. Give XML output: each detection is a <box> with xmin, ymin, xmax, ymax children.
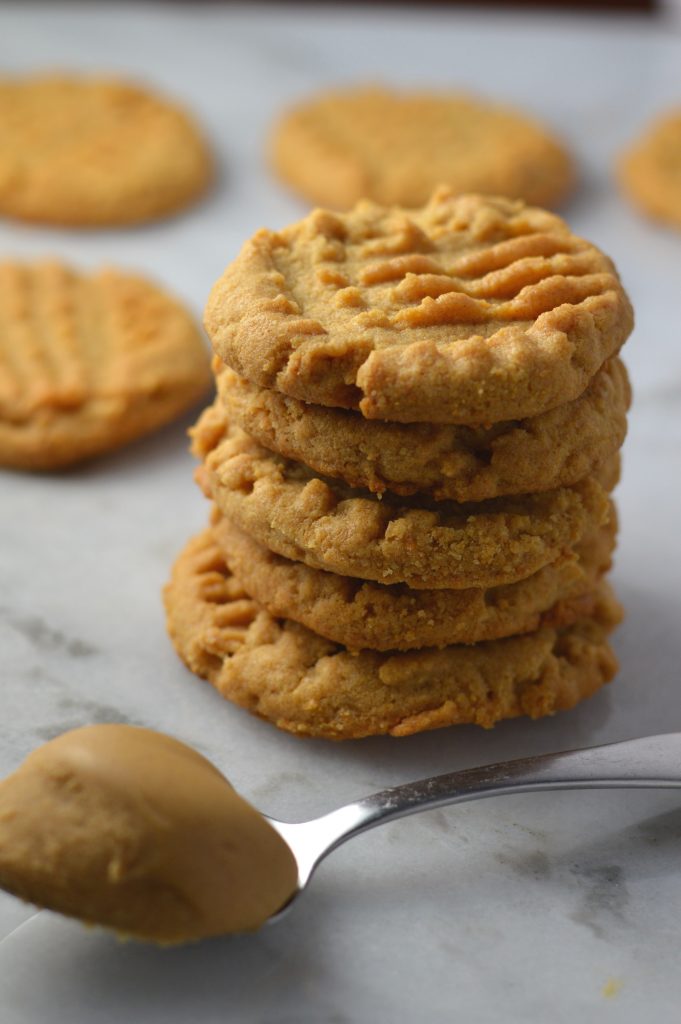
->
<box><xmin>192</xmin><ymin>414</ymin><xmax>613</xmax><ymax>590</ymax></box>
<box><xmin>619</xmin><ymin>110</ymin><xmax>681</xmax><ymax>230</ymax></box>
<box><xmin>0</xmin><ymin>261</ymin><xmax>212</xmax><ymax>470</ymax></box>
<box><xmin>269</xmin><ymin>86</ymin><xmax>574</xmax><ymax>210</ymax></box>
<box><xmin>212</xmin><ymin>513</ymin><xmax>616</xmax><ymax>651</ymax></box>
<box><xmin>214</xmin><ymin>358</ymin><xmax>630</xmax><ymax>501</ymax></box>
<box><xmin>204</xmin><ymin>190</ymin><xmax>633</xmax><ymax>424</ymax></box>
<box><xmin>0</xmin><ymin>75</ymin><xmax>212</xmax><ymax>226</ymax></box>
<box><xmin>168</xmin><ymin>188</ymin><xmax>632</xmax><ymax>739</ymax></box>
<box><xmin>164</xmin><ymin>529</ymin><xmax>622</xmax><ymax>740</ymax></box>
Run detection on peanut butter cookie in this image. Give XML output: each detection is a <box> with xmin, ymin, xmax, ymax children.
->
<box><xmin>212</xmin><ymin>512</ymin><xmax>616</xmax><ymax>651</ymax></box>
<box><xmin>204</xmin><ymin>191</ymin><xmax>633</xmax><ymax>424</ymax></box>
<box><xmin>0</xmin><ymin>261</ymin><xmax>212</xmax><ymax>470</ymax></box>
<box><xmin>0</xmin><ymin>75</ymin><xmax>212</xmax><ymax>226</ymax></box>
<box><xmin>164</xmin><ymin>528</ymin><xmax>622</xmax><ymax>739</ymax></box>
<box><xmin>192</xmin><ymin>417</ymin><xmax>612</xmax><ymax>590</ymax></box>
<box><xmin>619</xmin><ymin>109</ymin><xmax>681</xmax><ymax>230</ymax></box>
<box><xmin>213</xmin><ymin>357</ymin><xmax>630</xmax><ymax>502</ymax></box>
<box><xmin>270</xmin><ymin>86</ymin><xmax>574</xmax><ymax>210</ymax></box>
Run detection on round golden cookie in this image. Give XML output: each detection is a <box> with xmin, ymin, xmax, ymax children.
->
<box><xmin>212</xmin><ymin>512</ymin><xmax>616</xmax><ymax>651</ymax></box>
<box><xmin>204</xmin><ymin>190</ymin><xmax>633</xmax><ymax>424</ymax></box>
<box><xmin>213</xmin><ymin>357</ymin><xmax>630</xmax><ymax>502</ymax></box>
<box><xmin>269</xmin><ymin>86</ymin><xmax>574</xmax><ymax>210</ymax></box>
<box><xmin>0</xmin><ymin>75</ymin><xmax>212</xmax><ymax>226</ymax></box>
<box><xmin>192</xmin><ymin>414</ymin><xmax>613</xmax><ymax>591</ymax></box>
<box><xmin>0</xmin><ymin>261</ymin><xmax>212</xmax><ymax>470</ymax></box>
<box><xmin>164</xmin><ymin>528</ymin><xmax>623</xmax><ymax>740</ymax></box>
<box><xmin>618</xmin><ymin>110</ymin><xmax>681</xmax><ymax>230</ymax></box>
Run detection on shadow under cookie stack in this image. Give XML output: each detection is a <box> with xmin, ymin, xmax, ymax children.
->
<box><xmin>165</xmin><ymin>189</ymin><xmax>633</xmax><ymax>740</ymax></box>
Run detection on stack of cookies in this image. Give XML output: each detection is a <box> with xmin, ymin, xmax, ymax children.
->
<box><xmin>165</xmin><ymin>189</ymin><xmax>633</xmax><ymax>740</ymax></box>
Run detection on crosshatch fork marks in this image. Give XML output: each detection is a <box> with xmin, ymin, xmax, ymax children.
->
<box><xmin>0</xmin><ymin>261</ymin><xmax>212</xmax><ymax>469</ymax></box>
<box><xmin>0</xmin><ymin>263</ymin><xmax>91</xmax><ymax>420</ymax></box>
<box><xmin>204</xmin><ymin>190</ymin><xmax>633</xmax><ymax>423</ymax></box>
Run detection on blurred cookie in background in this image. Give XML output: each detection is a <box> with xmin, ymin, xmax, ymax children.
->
<box><xmin>0</xmin><ymin>75</ymin><xmax>213</xmax><ymax>226</ymax></box>
<box><xmin>0</xmin><ymin>261</ymin><xmax>212</xmax><ymax>470</ymax></box>
<box><xmin>619</xmin><ymin>108</ymin><xmax>681</xmax><ymax>230</ymax></box>
<box><xmin>269</xmin><ymin>85</ymin><xmax>574</xmax><ymax>209</ymax></box>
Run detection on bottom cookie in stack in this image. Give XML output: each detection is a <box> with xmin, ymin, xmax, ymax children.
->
<box><xmin>163</xmin><ymin>524</ymin><xmax>623</xmax><ymax>740</ymax></box>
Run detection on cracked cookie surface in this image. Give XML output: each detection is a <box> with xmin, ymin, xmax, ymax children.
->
<box><xmin>214</xmin><ymin>357</ymin><xmax>630</xmax><ymax>501</ymax></box>
<box><xmin>205</xmin><ymin>190</ymin><xmax>633</xmax><ymax>424</ymax></box>
<box><xmin>270</xmin><ymin>86</ymin><xmax>574</xmax><ymax>210</ymax></box>
<box><xmin>164</xmin><ymin>528</ymin><xmax>622</xmax><ymax>739</ymax></box>
<box><xmin>0</xmin><ymin>261</ymin><xmax>212</xmax><ymax>469</ymax></box>
<box><xmin>212</xmin><ymin>513</ymin><xmax>616</xmax><ymax>651</ymax></box>
<box><xmin>192</xmin><ymin>415</ymin><xmax>613</xmax><ymax>590</ymax></box>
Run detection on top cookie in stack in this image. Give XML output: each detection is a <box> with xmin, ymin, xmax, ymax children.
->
<box><xmin>165</xmin><ymin>189</ymin><xmax>633</xmax><ymax>740</ymax></box>
<box><xmin>203</xmin><ymin>188</ymin><xmax>630</xmax><ymax>423</ymax></box>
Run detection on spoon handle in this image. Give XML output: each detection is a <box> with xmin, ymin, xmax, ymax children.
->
<box><xmin>286</xmin><ymin>733</ymin><xmax>681</xmax><ymax>885</ymax></box>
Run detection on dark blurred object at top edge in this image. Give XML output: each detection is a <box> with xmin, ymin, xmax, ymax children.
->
<box><xmin>169</xmin><ymin>0</ymin><xmax>659</xmax><ymax>11</ymax></box>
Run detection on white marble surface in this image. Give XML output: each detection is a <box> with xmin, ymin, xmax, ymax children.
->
<box><xmin>1</xmin><ymin>3</ymin><xmax>681</xmax><ymax>1022</ymax></box>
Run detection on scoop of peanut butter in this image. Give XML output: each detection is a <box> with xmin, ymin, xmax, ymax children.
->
<box><xmin>0</xmin><ymin>724</ymin><xmax>298</xmax><ymax>944</ymax></box>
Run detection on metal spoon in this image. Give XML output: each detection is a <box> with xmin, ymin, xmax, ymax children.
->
<box><xmin>266</xmin><ymin>732</ymin><xmax>681</xmax><ymax>921</ymax></box>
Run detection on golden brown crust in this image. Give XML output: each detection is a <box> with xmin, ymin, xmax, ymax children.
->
<box><xmin>192</xmin><ymin>414</ymin><xmax>612</xmax><ymax>591</ymax></box>
<box><xmin>214</xmin><ymin>358</ymin><xmax>630</xmax><ymax>501</ymax></box>
<box><xmin>619</xmin><ymin>110</ymin><xmax>681</xmax><ymax>230</ymax></box>
<box><xmin>0</xmin><ymin>261</ymin><xmax>212</xmax><ymax>470</ymax></box>
<box><xmin>163</xmin><ymin>528</ymin><xmax>622</xmax><ymax>740</ymax></box>
<box><xmin>204</xmin><ymin>191</ymin><xmax>633</xmax><ymax>424</ymax></box>
<box><xmin>269</xmin><ymin>86</ymin><xmax>574</xmax><ymax>210</ymax></box>
<box><xmin>212</xmin><ymin>512</ymin><xmax>616</xmax><ymax>651</ymax></box>
<box><xmin>0</xmin><ymin>75</ymin><xmax>212</xmax><ymax>226</ymax></box>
